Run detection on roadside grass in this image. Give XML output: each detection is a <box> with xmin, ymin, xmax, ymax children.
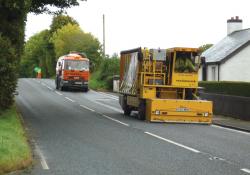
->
<box><xmin>0</xmin><ymin>106</ymin><xmax>32</xmax><ymax>174</ymax></box>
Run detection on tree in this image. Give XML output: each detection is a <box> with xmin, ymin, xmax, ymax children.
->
<box><xmin>20</xmin><ymin>30</ymin><xmax>55</xmax><ymax>78</ymax></box>
<box><xmin>51</xmin><ymin>24</ymin><xmax>102</xmax><ymax>70</ymax></box>
<box><xmin>50</xmin><ymin>14</ymin><xmax>79</xmax><ymax>34</ymax></box>
<box><xmin>29</xmin><ymin>0</ymin><xmax>84</xmax><ymax>14</ymax></box>
<box><xmin>0</xmin><ymin>0</ymin><xmax>83</xmax><ymax>109</ymax></box>
<box><xmin>0</xmin><ymin>34</ymin><xmax>17</xmax><ymax>110</ymax></box>
<box><xmin>198</xmin><ymin>44</ymin><xmax>213</xmax><ymax>54</ymax></box>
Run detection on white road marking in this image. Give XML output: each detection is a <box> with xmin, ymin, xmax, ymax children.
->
<box><xmin>98</xmin><ymin>92</ymin><xmax>119</xmax><ymax>99</ymax></box>
<box><xmin>46</xmin><ymin>86</ymin><xmax>53</xmax><ymax>90</ymax></box>
<box><xmin>144</xmin><ymin>132</ymin><xmax>200</xmax><ymax>153</ymax></box>
<box><xmin>80</xmin><ymin>105</ymin><xmax>95</xmax><ymax>112</ymax></box>
<box><xmin>65</xmin><ymin>97</ymin><xmax>75</xmax><ymax>103</ymax></box>
<box><xmin>34</xmin><ymin>143</ymin><xmax>49</xmax><ymax>170</ymax></box>
<box><xmin>93</xmin><ymin>101</ymin><xmax>123</xmax><ymax>113</ymax></box>
<box><xmin>102</xmin><ymin>114</ymin><xmax>129</xmax><ymax>127</ymax></box>
<box><xmin>211</xmin><ymin>125</ymin><xmax>250</xmax><ymax>136</ymax></box>
<box><xmin>241</xmin><ymin>168</ymin><xmax>250</xmax><ymax>174</ymax></box>
<box><xmin>55</xmin><ymin>91</ymin><xmax>63</xmax><ymax>96</ymax></box>
<box><xmin>95</xmin><ymin>91</ymin><xmax>119</xmax><ymax>100</ymax></box>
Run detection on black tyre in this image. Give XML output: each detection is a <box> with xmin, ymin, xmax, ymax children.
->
<box><xmin>59</xmin><ymin>81</ymin><xmax>64</xmax><ymax>91</ymax></box>
<box><xmin>123</xmin><ymin>97</ymin><xmax>132</xmax><ymax>116</ymax></box>
<box><xmin>138</xmin><ymin>99</ymin><xmax>146</xmax><ymax>120</ymax></box>
<box><xmin>55</xmin><ymin>77</ymin><xmax>59</xmax><ymax>90</ymax></box>
<box><xmin>82</xmin><ymin>87</ymin><xmax>89</xmax><ymax>92</ymax></box>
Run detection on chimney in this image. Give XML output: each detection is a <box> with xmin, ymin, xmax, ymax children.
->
<box><xmin>227</xmin><ymin>16</ymin><xmax>243</xmax><ymax>35</ymax></box>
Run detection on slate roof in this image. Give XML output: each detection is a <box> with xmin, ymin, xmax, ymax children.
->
<box><xmin>202</xmin><ymin>28</ymin><xmax>250</xmax><ymax>63</ymax></box>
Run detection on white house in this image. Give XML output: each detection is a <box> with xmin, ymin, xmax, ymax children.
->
<box><xmin>200</xmin><ymin>16</ymin><xmax>250</xmax><ymax>82</ymax></box>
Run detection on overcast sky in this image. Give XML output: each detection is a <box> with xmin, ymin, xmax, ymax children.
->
<box><xmin>26</xmin><ymin>0</ymin><xmax>250</xmax><ymax>55</ymax></box>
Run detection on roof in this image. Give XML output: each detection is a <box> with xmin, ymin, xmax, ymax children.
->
<box><xmin>202</xmin><ymin>28</ymin><xmax>250</xmax><ymax>63</ymax></box>
<box><xmin>58</xmin><ymin>54</ymin><xmax>89</xmax><ymax>62</ymax></box>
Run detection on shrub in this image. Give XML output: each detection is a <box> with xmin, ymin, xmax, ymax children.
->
<box><xmin>89</xmin><ymin>57</ymin><xmax>120</xmax><ymax>90</ymax></box>
<box><xmin>0</xmin><ymin>34</ymin><xmax>18</xmax><ymax>110</ymax></box>
<box><xmin>199</xmin><ymin>81</ymin><xmax>250</xmax><ymax>97</ymax></box>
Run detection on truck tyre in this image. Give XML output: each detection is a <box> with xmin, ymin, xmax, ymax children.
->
<box><xmin>56</xmin><ymin>77</ymin><xmax>59</xmax><ymax>90</ymax></box>
<box><xmin>82</xmin><ymin>87</ymin><xmax>89</xmax><ymax>92</ymax></box>
<box><xmin>59</xmin><ymin>80</ymin><xmax>64</xmax><ymax>91</ymax></box>
<box><xmin>138</xmin><ymin>100</ymin><xmax>146</xmax><ymax>120</ymax></box>
<box><xmin>123</xmin><ymin>97</ymin><xmax>132</xmax><ymax>116</ymax></box>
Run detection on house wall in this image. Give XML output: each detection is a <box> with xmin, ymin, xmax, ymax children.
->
<box><xmin>220</xmin><ymin>44</ymin><xmax>250</xmax><ymax>82</ymax></box>
<box><xmin>198</xmin><ymin>67</ymin><xmax>203</xmax><ymax>81</ymax></box>
<box><xmin>206</xmin><ymin>64</ymin><xmax>219</xmax><ymax>81</ymax></box>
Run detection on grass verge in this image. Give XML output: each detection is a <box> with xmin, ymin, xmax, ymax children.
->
<box><xmin>0</xmin><ymin>105</ymin><xmax>32</xmax><ymax>174</ymax></box>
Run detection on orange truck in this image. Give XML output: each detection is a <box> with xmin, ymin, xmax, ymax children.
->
<box><xmin>55</xmin><ymin>52</ymin><xmax>89</xmax><ymax>92</ymax></box>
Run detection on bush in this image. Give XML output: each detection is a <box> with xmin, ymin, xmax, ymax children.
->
<box><xmin>199</xmin><ymin>81</ymin><xmax>250</xmax><ymax>97</ymax></box>
<box><xmin>89</xmin><ymin>57</ymin><xmax>120</xmax><ymax>90</ymax></box>
<box><xmin>0</xmin><ymin>34</ymin><xmax>18</xmax><ymax>110</ymax></box>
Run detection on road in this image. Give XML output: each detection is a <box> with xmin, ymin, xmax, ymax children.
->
<box><xmin>16</xmin><ymin>78</ymin><xmax>250</xmax><ymax>175</ymax></box>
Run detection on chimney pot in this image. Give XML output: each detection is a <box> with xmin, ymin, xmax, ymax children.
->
<box><xmin>236</xmin><ymin>16</ymin><xmax>239</xmax><ymax>20</ymax></box>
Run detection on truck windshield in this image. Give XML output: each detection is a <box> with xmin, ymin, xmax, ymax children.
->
<box><xmin>64</xmin><ymin>60</ymin><xmax>89</xmax><ymax>71</ymax></box>
<box><xmin>174</xmin><ymin>52</ymin><xmax>196</xmax><ymax>73</ymax></box>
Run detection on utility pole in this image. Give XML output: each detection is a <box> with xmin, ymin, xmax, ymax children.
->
<box><xmin>103</xmin><ymin>14</ymin><xmax>106</xmax><ymax>57</ymax></box>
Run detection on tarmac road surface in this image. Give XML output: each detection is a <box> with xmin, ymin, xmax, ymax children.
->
<box><xmin>15</xmin><ymin>78</ymin><xmax>250</xmax><ymax>175</ymax></box>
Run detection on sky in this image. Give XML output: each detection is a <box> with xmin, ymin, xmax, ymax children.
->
<box><xmin>25</xmin><ymin>0</ymin><xmax>250</xmax><ymax>55</ymax></box>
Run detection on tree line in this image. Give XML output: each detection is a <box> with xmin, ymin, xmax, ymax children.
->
<box><xmin>20</xmin><ymin>14</ymin><xmax>102</xmax><ymax>78</ymax></box>
<box><xmin>0</xmin><ymin>0</ymin><xmax>85</xmax><ymax>110</ymax></box>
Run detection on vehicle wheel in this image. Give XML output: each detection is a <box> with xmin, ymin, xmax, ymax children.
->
<box><xmin>123</xmin><ymin>97</ymin><xmax>132</xmax><ymax>116</ymax></box>
<box><xmin>138</xmin><ymin>99</ymin><xmax>146</xmax><ymax>120</ymax></box>
<box><xmin>56</xmin><ymin>78</ymin><xmax>59</xmax><ymax>90</ymax></box>
<box><xmin>59</xmin><ymin>81</ymin><xmax>64</xmax><ymax>91</ymax></box>
<box><xmin>82</xmin><ymin>87</ymin><xmax>88</xmax><ymax>92</ymax></box>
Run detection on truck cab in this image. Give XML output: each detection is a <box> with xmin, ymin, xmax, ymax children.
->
<box><xmin>55</xmin><ymin>53</ymin><xmax>89</xmax><ymax>92</ymax></box>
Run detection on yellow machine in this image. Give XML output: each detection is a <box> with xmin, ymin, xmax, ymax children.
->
<box><xmin>119</xmin><ymin>47</ymin><xmax>212</xmax><ymax>124</ymax></box>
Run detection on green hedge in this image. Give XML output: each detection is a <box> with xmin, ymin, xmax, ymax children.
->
<box><xmin>0</xmin><ymin>34</ymin><xmax>18</xmax><ymax>110</ymax></box>
<box><xmin>199</xmin><ymin>81</ymin><xmax>250</xmax><ymax>97</ymax></box>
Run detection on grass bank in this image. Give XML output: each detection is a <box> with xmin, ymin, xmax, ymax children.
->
<box><xmin>0</xmin><ymin>106</ymin><xmax>32</xmax><ymax>174</ymax></box>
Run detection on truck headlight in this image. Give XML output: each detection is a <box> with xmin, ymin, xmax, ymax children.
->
<box><xmin>203</xmin><ymin>112</ymin><xmax>209</xmax><ymax>117</ymax></box>
<box><xmin>155</xmin><ymin>110</ymin><xmax>160</xmax><ymax>115</ymax></box>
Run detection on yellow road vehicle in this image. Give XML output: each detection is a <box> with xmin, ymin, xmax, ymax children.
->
<box><xmin>119</xmin><ymin>47</ymin><xmax>212</xmax><ymax>124</ymax></box>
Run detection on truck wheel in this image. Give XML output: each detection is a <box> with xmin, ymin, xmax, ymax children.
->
<box><xmin>124</xmin><ymin>105</ymin><xmax>132</xmax><ymax>116</ymax></box>
<box><xmin>59</xmin><ymin>81</ymin><xmax>64</xmax><ymax>91</ymax></box>
<box><xmin>123</xmin><ymin>97</ymin><xmax>132</xmax><ymax>116</ymax></box>
<box><xmin>56</xmin><ymin>78</ymin><xmax>59</xmax><ymax>90</ymax></box>
<box><xmin>82</xmin><ymin>87</ymin><xmax>88</xmax><ymax>92</ymax></box>
<box><xmin>138</xmin><ymin>100</ymin><xmax>146</xmax><ymax>120</ymax></box>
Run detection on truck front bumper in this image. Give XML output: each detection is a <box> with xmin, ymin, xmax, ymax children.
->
<box><xmin>61</xmin><ymin>80</ymin><xmax>88</xmax><ymax>88</ymax></box>
<box><xmin>146</xmin><ymin>99</ymin><xmax>213</xmax><ymax>124</ymax></box>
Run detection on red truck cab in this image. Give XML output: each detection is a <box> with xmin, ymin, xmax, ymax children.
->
<box><xmin>55</xmin><ymin>53</ymin><xmax>89</xmax><ymax>92</ymax></box>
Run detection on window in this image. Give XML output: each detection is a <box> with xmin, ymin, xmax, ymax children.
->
<box><xmin>212</xmin><ymin>66</ymin><xmax>216</xmax><ymax>81</ymax></box>
<box><xmin>175</xmin><ymin>52</ymin><xmax>196</xmax><ymax>73</ymax></box>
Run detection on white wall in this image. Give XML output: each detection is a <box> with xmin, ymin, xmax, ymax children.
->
<box><xmin>227</xmin><ymin>22</ymin><xmax>242</xmax><ymax>35</ymax></box>
<box><xmin>198</xmin><ymin>67</ymin><xmax>203</xmax><ymax>81</ymax></box>
<box><xmin>220</xmin><ymin>44</ymin><xmax>250</xmax><ymax>82</ymax></box>
<box><xmin>207</xmin><ymin>64</ymin><xmax>219</xmax><ymax>81</ymax></box>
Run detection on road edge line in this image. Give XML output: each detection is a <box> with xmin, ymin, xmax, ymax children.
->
<box><xmin>34</xmin><ymin>143</ymin><xmax>49</xmax><ymax>170</ymax></box>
